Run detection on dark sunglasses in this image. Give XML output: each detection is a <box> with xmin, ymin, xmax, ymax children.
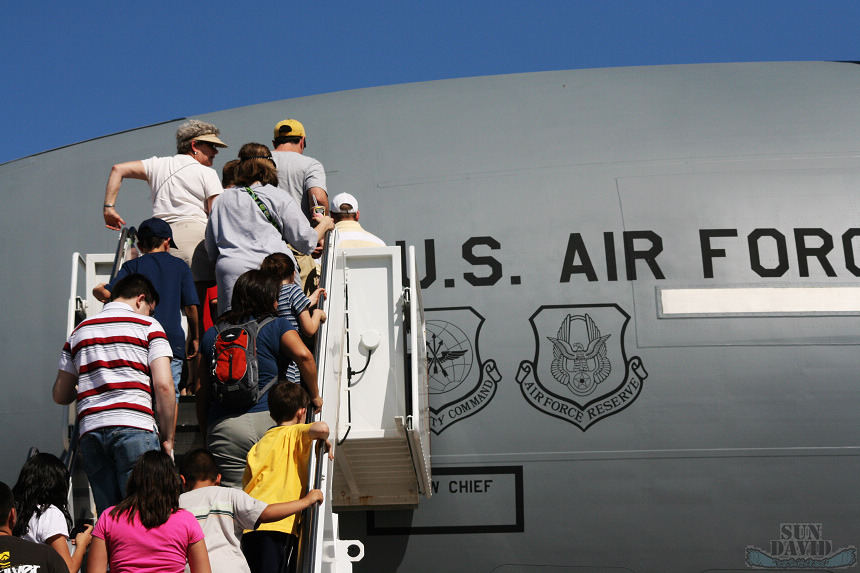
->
<box><xmin>249</xmin><ymin>156</ymin><xmax>277</xmax><ymax>167</ymax></box>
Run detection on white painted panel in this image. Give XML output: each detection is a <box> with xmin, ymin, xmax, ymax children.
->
<box><xmin>661</xmin><ymin>286</ymin><xmax>860</xmax><ymax>315</ymax></box>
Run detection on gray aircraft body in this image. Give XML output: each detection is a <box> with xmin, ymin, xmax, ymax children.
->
<box><xmin>0</xmin><ymin>62</ymin><xmax>858</xmax><ymax>571</ymax></box>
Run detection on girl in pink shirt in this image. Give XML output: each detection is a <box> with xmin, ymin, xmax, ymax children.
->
<box><xmin>88</xmin><ymin>451</ymin><xmax>210</xmax><ymax>573</ymax></box>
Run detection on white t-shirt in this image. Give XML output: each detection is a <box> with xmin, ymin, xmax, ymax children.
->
<box><xmin>179</xmin><ymin>486</ymin><xmax>267</xmax><ymax>573</ymax></box>
<box><xmin>21</xmin><ymin>504</ymin><xmax>68</xmax><ymax>545</ymax></box>
<box><xmin>142</xmin><ymin>155</ymin><xmax>223</xmax><ymax>226</ymax></box>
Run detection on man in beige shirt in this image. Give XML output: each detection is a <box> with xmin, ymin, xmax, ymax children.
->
<box><xmin>330</xmin><ymin>192</ymin><xmax>386</xmax><ymax>248</ymax></box>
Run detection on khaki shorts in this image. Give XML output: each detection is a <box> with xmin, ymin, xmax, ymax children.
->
<box><xmin>291</xmin><ymin>247</ymin><xmax>321</xmax><ymax>296</ymax></box>
<box><xmin>169</xmin><ymin>219</ymin><xmax>215</xmax><ymax>282</ymax></box>
<box><xmin>206</xmin><ymin>410</ymin><xmax>273</xmax><ymax>489</ymax></box>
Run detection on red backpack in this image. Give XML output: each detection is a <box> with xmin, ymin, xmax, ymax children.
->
<box><xmin>210</xmin><ymin>317</ymin><xmax>277</xmax><ymax>408</ymax></box>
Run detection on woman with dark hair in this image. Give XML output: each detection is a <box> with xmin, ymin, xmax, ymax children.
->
<box><xmin>197</xmin><ymin>270</ymin><xmax>321</xmax><ymax>488</ymax></box>
<box><xmin>12</xmin><ymin>453</ymin><xmax>92</xmax><ymax>572</ymax></box>
<box><xmin>205</xmin><ymin>143</ymin><xmax>334</xmax><ymax>316</ymax></box>
<box><xmin>87</xmin><ymin>450</ymin><xmax>210</xmax><ymax>573</ymax></box>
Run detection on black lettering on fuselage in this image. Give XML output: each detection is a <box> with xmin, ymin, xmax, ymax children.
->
<box><xmin>700</xmin><ymin>229</ymin><xmax>739</xmax><ymax>279</ymax></box>
<box><xmin>397</xmin><ymin>239</ymin><xmax>437</xmax><ymax>289</ymax></box>
<box><xmin>843</xmin><ymin>229</ymin><xmax>860</xmax><ymax>276</ymax></box>
<box><xmin>561</xmin><ymin>232</ymin><xmax>665</xmax><ymax>282</ymax></box>
<box><xmin>448</xmin><ymin>479</ymin><xmax>493</xmax><ymax>493</ymax></box>
<box><xmin>560</xmin><ymin>233</ymin><xmax>598</xmax><ymax>282</ymax></box>
<box><xmin>463</xmin><ymin>236</ymin><xmax>502</xmax><ymax>286</ymax></box>
<box><xmin>748</xmin><ymin>228</ymin><xmax>789</xmax><ymax>277</ymax></box>
<box><xmin>794</xmin><ymin>228</ymin><xmax>836</xmax><ymax>277</ymax></box>
<box><xmin>604</xmin><ymin>231</ymin><xmax>618</xmax><ymax>281</ymax></box>
<box><xmin>623</xmin><ymin>230</ymin><xmax>665</xmax><ymax>280</ymax></box>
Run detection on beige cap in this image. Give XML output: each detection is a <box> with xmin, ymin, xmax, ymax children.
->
<box><xmin>193</xmin><ymin>133</ymin><xmax>228</xmax><ymax>148</ymax></box>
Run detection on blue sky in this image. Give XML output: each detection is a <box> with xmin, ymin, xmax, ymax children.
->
<box><xmin>1</xmin><ymin>0</ymin><xmax>858</xmax><ymax>164</ymax></box>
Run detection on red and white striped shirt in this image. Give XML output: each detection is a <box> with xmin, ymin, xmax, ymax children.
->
<box><xmin>59</xmin><ymin>301</ymin><xmax>173</xmax><ymax>436</ymax></box>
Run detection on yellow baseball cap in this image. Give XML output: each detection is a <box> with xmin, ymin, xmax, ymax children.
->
<box><xmin>274</xmin><ymin>119</ymin><xmax>306</xmax><ymax>140</ymax></box>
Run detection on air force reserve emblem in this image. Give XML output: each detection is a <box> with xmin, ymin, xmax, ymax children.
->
<box><xmin>426</xmin><ymin>307</ymin><xmax>501</xmax><ymax>434</ymax></box>
<box><xmin>516</xmin><ymin>304</ymin><xmax>647</xmax><ymax>430</ymax></box>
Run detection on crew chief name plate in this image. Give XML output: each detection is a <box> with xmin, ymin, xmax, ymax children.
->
<box><xmin>368</xmin><ymin>466</ymin><xmax>524</xmax><ymax>535</ymax></box>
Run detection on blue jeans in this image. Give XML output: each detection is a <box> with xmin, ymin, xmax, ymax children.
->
<box><xmin>171</xmin><ymin>357</ymin><xmax>183</xmax><ymax>401</ymax></box>
<box><xmin>78</xmin><ymin>426</ymin><xmax>160</xmax><ymax>515</ymax></box>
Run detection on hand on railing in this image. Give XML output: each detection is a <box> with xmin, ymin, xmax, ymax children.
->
<box><xmin>318</xmin><ymin>437</ymin><xmax>334</xmax><ymax>461</ymax></box>
<box><xmin>304</xmin><ymin>489</ymin><xmax>324</xmax><ymax>507</ymax></box>
<box><xmin>103</xmin><ymin>206</ymin><xmax>126</xmax><ymax>231</ymax></box>
<box><xmin>308</xmin><ymin>288</ymin><xmax>326</xmax><ymax>308</ymax></box>
<box><xmin>72</xmin><ymin>523</ymin><xmax>93</xmax><ymax>549</ymax></box>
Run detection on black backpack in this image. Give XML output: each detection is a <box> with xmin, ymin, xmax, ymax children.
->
<box><xmin>210</xmin><ymin>317</ymin><xmax>277</xmax><ymax>409</ymax></box>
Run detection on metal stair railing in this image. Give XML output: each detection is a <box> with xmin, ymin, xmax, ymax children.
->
<box><xmin>297</xmin><ymin>231</ymin><xmax>366</xmax><ymax>573</ymax></box>
<box><xmin>298</xmin><ymin>232</ymin><xmax>334</xmax><ymax>573</ymax></box>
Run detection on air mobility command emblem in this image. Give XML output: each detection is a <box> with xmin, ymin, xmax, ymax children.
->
<box><xmin>516</xmin><ymin>304</ymin><xmax>647</xmax><ymax>430</ymax></box>
<box><xmin>425</xmin><ymin>307</ymin><xmax>501</xmax><ymax>434</ymax></box>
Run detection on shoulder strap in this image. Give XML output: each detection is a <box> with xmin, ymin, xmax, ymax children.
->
<box><xmin>252</xmin><ymin>315</ymin><xmax>279</xmax><ymax>397</ymax></box>
<box><xmin>258</xmin><ymin>377</ymin><xmax>279</xmax><ymax>399</ymax></box>
<box><xmin>256</xmin><ymin>316</ymin><xmax>276</xmax><ymax>329</ymax></box>
<box><xmin>214</xmin><ymin>316</ymin><xmax>276</xmax><ymax>335</ymax></box>
<box><xmin>152</xmin><ymin>159</ymin><xmax>196</xmax><ymax>198</ymax></box>
<box><xmin>213</xmin><ymin>320</ymin><xmax>229</xmax><ymax>335</ymax></box>
<box><xmin>243</xmin><ymin>187</ymin><xmax>281</xmax><ymax>233</ymax></box>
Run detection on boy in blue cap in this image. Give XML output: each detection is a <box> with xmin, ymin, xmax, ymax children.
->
<box><xmin>94</xmin><ymin>218</ymin><xmax>200</xmax><ymax>403</ymax></box>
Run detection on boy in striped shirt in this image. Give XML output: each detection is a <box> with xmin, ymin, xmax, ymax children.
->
<box><xmin>52</xmin><ymin>273</ymin><xmax>175</xmax><ymax>514</ymax></box>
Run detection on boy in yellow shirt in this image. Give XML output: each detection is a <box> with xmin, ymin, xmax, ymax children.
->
<box><xmin>241</xmin><ymin>383</ymin><xmax>332</xmax><ymax>573</ymax></box>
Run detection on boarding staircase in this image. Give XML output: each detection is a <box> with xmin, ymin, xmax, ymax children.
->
<box><xmin>60</xmin><ymin>228</ymin><xmax>432</xmax><ymax>573</ymax></box>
